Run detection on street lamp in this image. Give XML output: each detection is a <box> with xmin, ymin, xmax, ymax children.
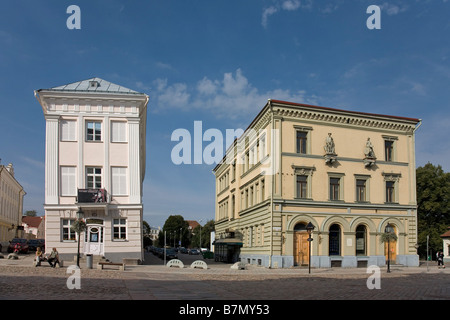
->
<box><xmin>385</xmin><ymin>223</ymin><xmax>394</xmax><ymax>273</ymax></box>
<box><xmin>75</xmin><ymin>207</ymin><xmax>85</xmax><ymax>268</ymax></box>
<box><xmin>306</xmin><ymin>222</ymin><xmax>315</xmax><ymax>274</ymax></box>
<box><xmin>199</xmin><ymin>219</ymin><xmax>203</xmax><ymax>250</ymax></box>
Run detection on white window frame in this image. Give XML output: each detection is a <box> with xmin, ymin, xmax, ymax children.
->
<box><xmin>62</xmin><ymin>219</ymin><xmax>76</xmax><ymax>241</ymax></box>
<box><xmin>86</xmin><ymin>121</ymin><xmax>102</xmax><ymax>142</ymax></box>
<box><xmin>86</xmin><ymin>167</ymin><xmax>102</xmax><ymax>189</ymax></box>
<box><xmin>113</xmin><ymin>218</ymin><xmax>127</xmax><ymax>241</ymax></box>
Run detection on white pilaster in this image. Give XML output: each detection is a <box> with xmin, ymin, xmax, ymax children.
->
<box><xmin>45</xmin><ymin>116</ymin><xmax>59</xmax><ymax>204</ymax></box>
<box><xmin>128</xmin><ymin>119</ymin><xmax>141</xmax><ymax>204</ymax></box>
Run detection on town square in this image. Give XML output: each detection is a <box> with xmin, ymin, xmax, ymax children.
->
<box><xmin>1</xmin><ymin>1</ymin><xmax>450</xmax><ymax>311</ymax></box>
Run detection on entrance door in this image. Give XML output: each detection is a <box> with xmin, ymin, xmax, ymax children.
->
<box><xmin>384</xmin><ymin>240</ymin><xmax>397</xmax><ymax>262</ymax></box>
<box><xmin>85</xmin><ymin>224</ymin><xmax>104</xmax><ymax>256</ymax></box>
<box><xmin>294</xmin><ymin>232</ymin><xmax>309</xmax><ymax>266</ymax></box>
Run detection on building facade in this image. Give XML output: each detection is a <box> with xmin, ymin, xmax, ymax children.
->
<box><xmin>214</xmin><ymin>99</ymin><xmax>421</xmax><ymax>268</ymax></box>
<box><xmin>22</xmin><ymin>216</ymin><xmax>45</xmax><ymax>239</ymax></box>
<box><xmin>441</xmin><ymin>227</ymin><xmax>450</xmax><ymax>263</ymax></box>
<box><xmin>0</xmin><ymin>163</ymin><xmax>26</xmax><ymax>248</ymax></box>
<box><xmin>35</xmin><ymin>78</ymin><xmax>148</xmax><ymax>263</ymax></box>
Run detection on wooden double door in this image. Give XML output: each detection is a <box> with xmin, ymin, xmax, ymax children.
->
<box><xmin>294</xmin><ymin>232</ymin><xmax>310</xmax><ymax>266</ymax></box>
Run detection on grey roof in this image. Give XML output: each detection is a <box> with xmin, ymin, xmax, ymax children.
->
<box><xmin>41</xmin><ymin>77</ymin><xmax>144</xmax><ymax>95</ymax></box>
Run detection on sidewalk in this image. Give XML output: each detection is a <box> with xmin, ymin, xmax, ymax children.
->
<box><xmin>0</xmin><ymin>253</ymin><xmax>449</xmax><ymax>300</ymax></box>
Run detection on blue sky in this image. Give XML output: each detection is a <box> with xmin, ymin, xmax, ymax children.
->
<box><xmin>1</xmin><ymin>0</ymin><xmax>449</xmax><ymax>228</ymax></box>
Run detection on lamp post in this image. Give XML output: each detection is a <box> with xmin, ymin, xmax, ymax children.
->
<box><xmin>385</xmin><ymin>223</ymin><xmax>394</xmax><ymax>273</ymax></box>
<box><xmin>199</xmin><ymin>219</ymin><xmax>203</xmax><ymax>250</ymax></box>
<box><xmin>306</xmin><ymin>222</ymin><xmax>315</xmax><ymax>274</ymax></box>
<box><xmin>75</xmin><ymin>207</ymin><xmax>85</xmax><ymax>268</ymax></box>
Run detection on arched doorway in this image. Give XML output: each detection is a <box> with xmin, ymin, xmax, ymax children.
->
<box><xmin>84</xmin><ymin>218</ymin><xmax>104</xmax><ymax>256</ymax></box>
<box><xmin>384</xmin><ymin>225</ymin><xmax>397</xmax><ymax>262</ymax></box>
<box><xmin>293</xmin><ymin>223</ymin><xmax>309</xmax><ymax>266</ymax></box>
<box><xmin>329</xmin><ymin>224</ymin><xmax>341</xmax><ymax>256</ymax></box>
<box><xmin>355</xmin><ymin>225</ymin><xmax>367</xmax><ymax>256</ymax></box>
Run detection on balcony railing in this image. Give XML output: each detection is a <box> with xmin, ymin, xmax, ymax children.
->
<box><xmin>77</xmin><ymin>189</ymin><xmax>107</xmax><ymax>203</ymax></box>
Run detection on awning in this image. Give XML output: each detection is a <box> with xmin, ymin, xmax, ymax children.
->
<box><xmin>213</xmin><ymin>238</ymin><xmax>243</xmax><ymax>246</ymax></box>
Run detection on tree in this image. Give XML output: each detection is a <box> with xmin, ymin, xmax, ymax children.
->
<box><xmin>416</xmin><ymin>163</ymin><xmax>450</xmax><ymax>258</ymax></box>
<box><xmin>191</xmin><ymin>219</ymin><xmax>215</xmax><ymax>249</ymax></box>
<box><xmin>25</xmin><ymin>210</ymin><xmax>38</xmax><ymax>217</ymax></box>
<box><xmin>161</xmin><ymin>215</ymin><xmax>190</xmax><ymax>248</ymax></box>
<box><xmin>142</xmin><ymin>220</ymin><xmax>152</xmax><ymax>248</ymax></box>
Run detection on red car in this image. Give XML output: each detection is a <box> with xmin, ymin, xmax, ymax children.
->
<box><xmin>7</xmin><ymin>238</ymin><xmax>29</xmax><ymax>254</ymax></box>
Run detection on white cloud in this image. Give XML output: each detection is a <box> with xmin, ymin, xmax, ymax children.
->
<box><xmin>262</xmin><ymin>6</ymin><xmax>278</xmax><ymax>28</ymax></box>
<box><xmin>380</xmin><ymin>2</ymin><xmax>409</xmax><ymax>15</ymax></box>
<box><xmin>151</xmin><ymin>69</ymin><xmax>318</xmax><ymax>119</ymax></box>
<box><xmin>261</xmin><ymin>0</ymin><xmax>313</xmax><ymax>28</ymax></box>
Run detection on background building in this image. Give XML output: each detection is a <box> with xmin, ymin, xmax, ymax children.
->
<box><xmin>22</xmin><ymin>216</ymin><xmax>45</xmax><ymax>240</ymax></box>
<box><xmin>0</xmin><ymin>163</ymin><xmax>26</xmax><ymax>249</ymax></box>
<box><xmin>35</xmin><ymin>78</ymin><xmax>149</xmax><ymax>263</ymax></box>
<box><xmin>214</xmin><ymin>99</ymin><xmax>421</xmax><ymax>268</ymax></box>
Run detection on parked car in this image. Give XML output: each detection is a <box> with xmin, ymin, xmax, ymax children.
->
<box><xmin>27</xmin><ymin>239</ymin><xmax>45</xmax><ymax>251</ymax></box>
<box><xmin>7</xmin><ymin>238</ymin><xmax>29</xmax><ymax>253</ymax></box>
<box><xmin>166</xmin><ymin>249</ymin><xmax>178</xmax><ymax>260</ymax></box>
<box><xmin>188</xmin><ymin>248</ymin><xmax>200</xmax><ymax>255</ymax></box>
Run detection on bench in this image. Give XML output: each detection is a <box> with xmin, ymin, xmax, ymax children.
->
<box><xmin>166</xmin><ymin>259</ymin><xmax>184</xmax><ymax>268</ymax></box>
<box><xmin>190</xmin><ymin>260</ymin><xmax>208</xmax><ymax>270</ymax></box>
<box><xmin>33</xmin><ymin>257</ymin><xmax>64</xmax><ymax>267</ymax></box>
<box><xmin>97</xmin><ymin>261</ymin><xmax>125</xmax><ymax>271</ymax></box>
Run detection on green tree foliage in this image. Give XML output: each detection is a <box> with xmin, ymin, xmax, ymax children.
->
<box><xmin>191</xmin><ymin>219</ymin><xmax>215</xmax><ymax>249</ymax></box>
<box><xmin>157</xmin><ymin>215</ymin><xmax>190</xmax><ymax>248</ymax></box>
<box><xmin>416</xmin><ymin>163</ymin><xmax>450</xmax><ymax>258</ymax></box>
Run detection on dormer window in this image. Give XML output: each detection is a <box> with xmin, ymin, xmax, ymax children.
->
<box><xmin>89</xmin><ymin>80</ymin><xmax>100</xmax><ymax>88</ymax></box>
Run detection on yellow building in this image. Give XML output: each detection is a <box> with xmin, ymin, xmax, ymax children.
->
<box><xmin>0</xmin><ymin>163</ymin><xmax>26</xmax><ymax>247</ymax></box>
<box><xmin>213</xmin><ymin>99</ymin><xmax>421</xmax><ymax>268</ymax></box>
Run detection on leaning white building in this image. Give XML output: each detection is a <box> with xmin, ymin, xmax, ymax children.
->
<box><xmin>35</xmin><ymin>78</ymin><xmax>149</xmax><ymax>263</ymax></box>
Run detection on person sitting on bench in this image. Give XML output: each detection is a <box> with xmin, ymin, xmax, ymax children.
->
<box><xmin>47</xmin><ymin>247</ymin><xmax>61</xmax><ymax>268</ymax></box>
<box><xmin>35</xmin><ymin>247</ymin><xmax>45</xmax><ymax>266</ymax></box>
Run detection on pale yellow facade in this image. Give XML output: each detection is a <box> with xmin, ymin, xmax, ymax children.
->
<box><xmin>214</xmin><ymin>100</ymin><xmax>421</xmax><ymax>268</ymax></box>
<box><xmin>0</xmin><ymin>163</ymin><xmax>26</xmax><ymax>247</ymax></box>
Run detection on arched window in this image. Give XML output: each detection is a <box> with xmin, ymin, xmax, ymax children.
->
<box><xmin>329</xmin><ymin>224</ymin><xmax>341</xmax><ymax>256</ymax></box>
<box><xmin>355</xmin><ymin>225</ymin><xmax>367</xmax><ymax>256</ymax></box>
<box><xmin>294</xmin><ymin>223</ymin><xmax>307</xmax><ymax>232</ymax></box>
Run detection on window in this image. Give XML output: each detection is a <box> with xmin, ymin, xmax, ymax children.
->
<box><xmin>62</xmin><ymin>219</ymin><xmax>76</xmax><ymax>241</ymax></box>
<box><xmin>296</xmin><ymin>131</ymin><xmax>308</xmax><ymax>154</ymax></box>
<box><xmin>329</xmin><ymin>224</ymin><xmax>341</xmax><ymax>256</ymax></box>
<box><xmin>86</xmin><ymin>121</ymin><xmax>102</xmax><ymax>141</ymax></box>
<box><xmin>60</xmin><ymin>120</ymin><xmax>77</xmax><ymax>141</ymax></box>
<box><xmin>330</xmin><ymin>177</ymin><xmax>341</xmax><ymax>201</ymax></box>
<box><xmin>356</xmin><ymin>179</ymin><xmax>366</xmax><ymax>202</ymax></box>
<box><xmin>111</xmin><ymin>121</ymin><xmax>127</xmax><ymax>143</ymax></box>
<box><xmin>111</xmin><ymin>167</ymin><xmax>127</xmax><ymax>195</ymax></box>
<box><xmin>355</xmin><ymin>225</ymin><xmax>367</xmax><ymax>256</ymax></box>
<box><xmin>386</xmin><ymin>181</ymin><xmax>395</xmax><ymax>203</ymax></box>
<box><xmin>296</xmin><ymin>175</ymin><xmax>308</xmax><ymax>199</ymax></box>
<box><xmin>385</xmin><ymin>140</ymin><xmax>394</xmax><ymax>161</ymax></box>
<box><xmin>113</xmin><ymin>218</ymin><xmax>127</xmax><ymax>240</ymax></box>
<box><xmin>61</xmin><ymin>167</ymin><xmax>76</xmax><ymax>196</ymax></box>
<box><xmin>86</xmin><ymin>167</ymin><xmax>102</xmax><ymax>189</ymax></box>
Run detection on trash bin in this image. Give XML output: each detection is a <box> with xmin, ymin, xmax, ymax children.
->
<box><xmin>86</xmin><ymin>254</ymin><xmax>93</xmax><ymax>269</ymax></box>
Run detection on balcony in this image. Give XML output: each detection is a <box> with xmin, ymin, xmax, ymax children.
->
<box><xmin>77</xmin><ymin>189</ymin><xmax>107</xmax><ymax>204</ymax></box>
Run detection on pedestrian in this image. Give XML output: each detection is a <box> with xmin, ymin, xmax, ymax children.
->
<box><xmin>35</xmin><ymin>247</ymin><xmax>45</xmax><ymax>267</ymax></box>
<box><xmin>437</xmin><ymin>251</ymin><xmax>445</xmax><ymax>269</ymax></box>
<box><xmin>47</xmin><ymin>247</ymin><xmax>61</xmax><ymax>268</ymax></box>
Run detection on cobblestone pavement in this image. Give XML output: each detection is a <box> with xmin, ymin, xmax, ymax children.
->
<box><xmin>1</xmin><ymin>253</ymin><xmax>449</xmax><ymax>301</ymax></box>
